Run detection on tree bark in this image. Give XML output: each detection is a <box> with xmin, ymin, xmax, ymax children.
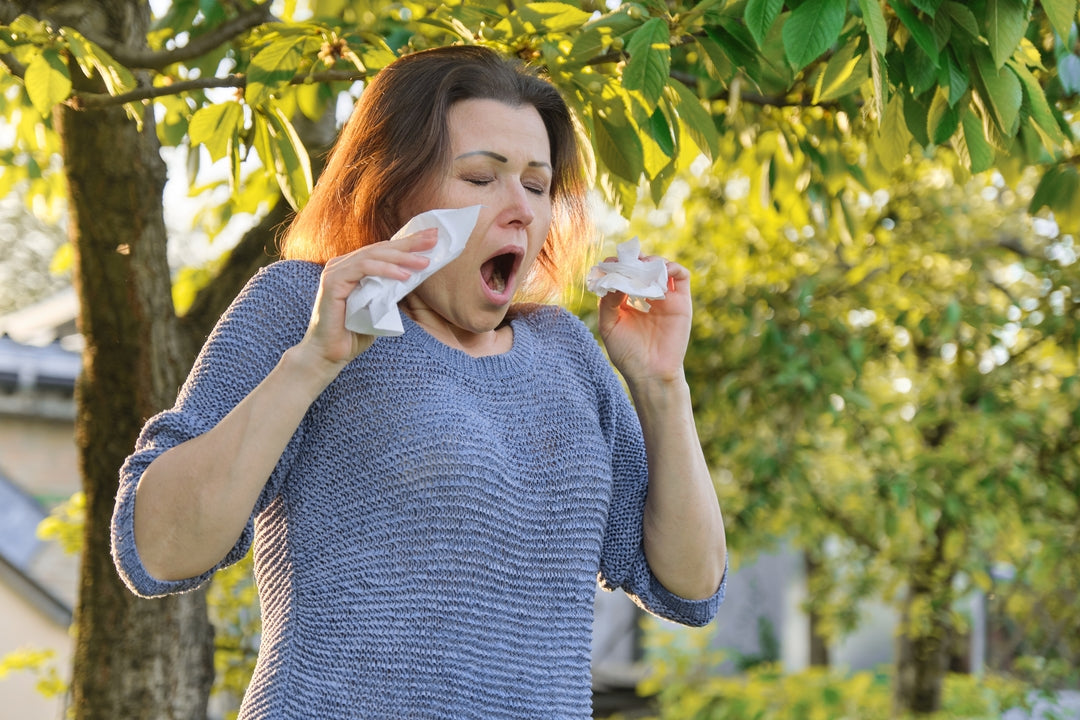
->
<box><xmin>803</xmin><ymin>552</ymin><xmax>830</xmax><ymax>667</ymax></box>
<box><xmin>893</xmin><ymin>524</ymin><xmax>955</xmax><ymax>715</ymax></box>
<box><xmin>59</xmin><ymin>1</ymin><xmax>214</xmax><ymax>717</ymax></box>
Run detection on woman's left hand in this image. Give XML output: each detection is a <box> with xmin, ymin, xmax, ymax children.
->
<box><xmin>597</xmin><ymin>258</ymin><xmax>693</xmax><ymax>384</ymax></box>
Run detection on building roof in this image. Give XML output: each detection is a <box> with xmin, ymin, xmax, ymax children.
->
<box><xmin>0</xmin><ymin>472</ymin><xmax>72</xmax><ymax>625</ymax></box>
<box><xmin>0</xmin><ymin>290</ymin><xmax>79</xmax><ymax>623</ymax></box>
<box><xmin>0</xmin><ymin>289</ymin><xmax>80</xmax><ymax>419</ymax></box>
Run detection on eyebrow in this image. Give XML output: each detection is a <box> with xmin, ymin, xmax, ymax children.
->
<box><xmin>454</xmin><ymin>150</ymin><xmax>552</xmax><ymax>170</ymax></box>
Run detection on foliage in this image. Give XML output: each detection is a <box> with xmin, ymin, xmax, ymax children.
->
<box><xmin>1</xmin><ymin>0</ymin><xmax>1079</xmax><ymax>231</ymax></box>
<box><xmin>36</xmin><ymin>491</ymin><xmax>85</xmax><ymax>556</ymax></box>
<box><xmin>206</xmin><ymin>553</ymin><xmax>260</xmax><ymax>720</ymax></box>
<box><xmin>635</xmin><ymin>619</ymin><xmax>1033</xmax><ymax>719</ymax></box>
<box><xmin>1</xmin><ymin>0</ymin><xmax>1079</xmax><ymax>715</ymax></box>
<box><xmin>0</xmin><ymin>183</ymin><xmax>68</xmax><ymax>315</ymax></box>
<box><xmin>0</xmin><ymin>647</ymin><xmax>68</xmax><ymax>700</ymax></box>
<box><xmin>588</xmin><ymin>107</ymin><xmax>1080</xmax><ymax>708</ymax></box>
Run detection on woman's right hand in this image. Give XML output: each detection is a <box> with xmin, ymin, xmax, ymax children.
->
<box><xmin>293</xmin><ymin>228</ymin><xmax>438</xmax><ymax>377</ymax></box>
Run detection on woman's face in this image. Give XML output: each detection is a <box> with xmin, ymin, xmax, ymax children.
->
<box><xmin>402</xmin><ymin>98</ymin><xmax>554</xmax><ymax>339</ymax></box>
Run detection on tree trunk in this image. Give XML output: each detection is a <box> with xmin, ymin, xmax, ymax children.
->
<box><xmin>803</xmin><ymin>553</ymin><xmax>830</xmax><ymax>667</ymax></box>
<box><xmin>893</xmin><ymin>526</ymin><xmax>955</xmax><ymax>715</ymax></box>
<box><xmin>59</xmin><ymin>1</ymin><xmax>214</xmax><ymax>717</ymax></box>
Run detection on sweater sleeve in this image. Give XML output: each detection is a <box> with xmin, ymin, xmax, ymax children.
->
<box><xmin>111</xmin><ymin>261</ymin><xmax>319</xmax><ymax>598</ymax></box>
<box><xmin>589</xmin><ymin>325</ymin><xmax>726</xmax><ymax>627</ymax></box>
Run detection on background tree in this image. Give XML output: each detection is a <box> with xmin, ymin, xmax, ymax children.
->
<box><xmin>0</xmin><ymin>0</ymin><xmax>1078</xmax><ymax>717</ymax></box>
<box><xmin>614</xmin><ymin>125</ymin><xmax>1080</xmax><ymax>713</ymax></box>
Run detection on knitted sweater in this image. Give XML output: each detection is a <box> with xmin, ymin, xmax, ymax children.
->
<box><xmin>111</xmin><ymin>260</ymin><xmax>724</xmax><ymax>719</ymax></box>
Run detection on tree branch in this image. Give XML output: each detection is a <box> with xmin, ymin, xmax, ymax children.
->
<box><xmin>69</xmin><ymin>69</ymin><xmax>367</xmax><ymax>110</ymax></box>
<box><xmin>804</xmin><ymin>482</ymin><xmax>882</xmax><ymax>554</ymax></box>
<box><xmin>95</xmin><ymin>1</ymin><xmax>275</xmax><ymax>71</ymax></box>
<box><xmin>0</xmin><ymin>51</ymin><xmax>26</xmax><ymax>78</ymax></box>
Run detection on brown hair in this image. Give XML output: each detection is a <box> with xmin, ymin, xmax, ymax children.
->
<box><xmin>279</xmin><ymin>45</ymin><xmax>592</xmax><ymax>302</ymax></box>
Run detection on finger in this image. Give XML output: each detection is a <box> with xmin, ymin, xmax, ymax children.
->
<box><xmin>662</xmin><ymin>260</ymin><xmax>689</xmax><ymax>293</ymax></box>
<box><xmin>391</xmin><ymin>227</ymin><xmax>439</xmax><ymax>251</ymax></box>
<box><xmin>326</xmin><ymin>245</ymin><xmax>432</xmax><ymax>285</ymax></box>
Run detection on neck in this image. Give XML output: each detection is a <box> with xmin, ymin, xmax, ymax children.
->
<box><xmin>401</xmin><ymin>304</ymin><xmax>513</xmax><ymax>358</ymax></box>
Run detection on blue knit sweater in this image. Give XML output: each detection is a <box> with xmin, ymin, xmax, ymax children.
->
<box><xmin>112</xmin><ymin>260</ymin><xmax>724</xmax><ymax>719</ymax></box>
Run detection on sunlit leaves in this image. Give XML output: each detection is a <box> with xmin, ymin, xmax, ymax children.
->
<box><xmin>60</xmin><ymin>27</ymin><xmax>136</xmax><ymax>97</ymax></box>
<box><xmin>23</xmin><ymin>48</ymin><xmax>70</xmax><ymax>116</ymax></box>
<box><xmin>874</xmin><ymin>94</ymin><xmax>913</xmax><ymax>171</ymax></box>
<box><xmin>245</xmin><ymin>35</ymin><xmax>320</xmax><ymax>106</ymax></box>
<box><xmin>188</xmin><ymin>102</ymin><xmax>244</xmax><ymax>163</ymax></box>
<box><xmin>665</xmin><ymin>79</ymin><xmax>718</xmax><ymax>160</ymax></box>
<box><xmin>623</xmin><ymin>17</ymin><xmax>670</xmax><ymax>111</ymax></box>
<box><xmin>812</xmin><ymin>36</ymin><xmax>869</xmax><ymax>103</ymax></box>
<box><xmin>256</xmin><ymin>104</ymin><xmax>312</xmax><ymax>211</ymax></box>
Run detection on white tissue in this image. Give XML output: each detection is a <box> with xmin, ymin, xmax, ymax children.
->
<box><xmin>586</xmin><ymin>237</ymin><xmax>668</xmax><ymax>312</ymax></box>
<box><xmin>344</xmin><ymin>205</ymin><xmax>482</xmax><ymax>336</ymax></box>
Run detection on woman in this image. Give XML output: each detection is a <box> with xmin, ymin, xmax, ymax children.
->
<box><xmin>112</xmin><ymin>45</ymin><xmax>726</xmax><ymax>718</ymax></box>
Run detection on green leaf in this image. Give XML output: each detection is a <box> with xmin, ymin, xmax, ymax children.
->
<box><xmin>744</xmin><ymin>0</ymin><xmax>784</xmax><ymax>49</ymax></box>
<box><xmin>927</xmin><ymin>86</ymin><xmax>959</xmax><ymax>144</ymax></box>
<box><xmin>24</xmin><ymin>48</ymin><xmax>71</xmax><ymax>116</ymax></box>
<box><xmin>1042</xmin><ymin>0</ymin><xmax>1079</xmax><ymax>41</ymax></box>
<box><xmin>703</xmin><ymin>22</ymin><xmax>761</xmax><ymax>83</ymax></box>
<box><xmin>910</xmin><ymin>0</ymin><xmax>943</xmax><ymax>15</ymax></box>
<box><xmin>648</xmin><ymin>106</ymin><xmax>676</xmax><ymax>158</ymax></box>
<box><xmin>513</xmin><ymin>2</ymin><xmax>595</xmax><ymax>33</ymax></box>
<box><xmin>974</xmin><ymin>48</ymin><xmax>1022</xmax><ymax>134</ymax></box>
<box><xmin>903</xmin><ymin>90</ymin><xmax>931</xmax><ymax>146</ymax></box>
<box><xmin>1008</xmin><ymin>59</ymin><xmax>1067</xmax><ymax>146</ymax></box>
<box><xmin>813</xmin><ymin>36</ymin><xmax>870</xmax><ymax>103</ymax></box>
<box><xmin>1029</xmin><ymin>163</ymin><xmax>1079</xmax><ymax>216</ymax></box>
<box><xmin>188</xmin><ymin>101</ymin><xmax>244</xmax><ymax>162</ymax></box>
<box><xmin>888</xmin><ymin>0</ymin><xmax>940</xmax><ymax>61</ymax></box>
<box><xmin>665</xmin><ymin>78</ymin><xmax>719</xmax><ymax>159</ymax></box>
<box><xmin>868</xmin><ymin>32</ymin><xmax>887</xmax><ymax>117</ymax></box>
<box><xmin>857</xmin><ymin>0</ymin><xmax>888</xmax><ymax>50</ymax></box>
<box><xmin>941</xmin><ymin>49</ymin><xmax>969</xmax><ymax>106</ymax></box>
<box><xmin>59</xmin><ymin>28</ymin><xmax>135</xmax><ymax>95</ymax></box>
<box><xmin>246</xmin><ymin>37</ymin><xmax>307</xmax><ymax>106</ymax></box>
<box><xmin>783</xmin><ymin>0</ymin><xmax>847</xmax><ymax>71</ymax></box>
<box><xmin>874</xmin><ymin>93</ymin><xmax>913</xmax><ymax>171</ymax></box>
<box><xmin>593</xmin><ymin>108</ymin><xmax>645</xmax><ymax>183</ymax></box>
<box><xmin>959</xmin><ymin>107</ymin><xmax>995</xmax><ymax>172</ymax></box>
<box><xmin>904</xmin><ymin>41</ymin><xmax>938</xmax><ymax>94</ymax></box>
<box><xmin>939</xmin><ymin>1</ymin><xmax>980</xmax><ymax>37</ymax></box>
<box><xmin>261</xmin><ymin>105</ymin><xmax>312</xmax><ymax>210</ymax></box>
<box><xmin>622</xmin><ymin>17</ymin><xmax>670</xmax><ymax>111</ymax></box>
<box><xmin>986</xmin><ymin>0</ymin><xmax>1028</xmax><ymax>69</ymax></box>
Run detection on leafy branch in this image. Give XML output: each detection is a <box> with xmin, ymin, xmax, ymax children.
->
<box><xmin>97</xmin><ymin>1</ymin><xmax>275</xmax><ymax>71</ymax></box>
<box><xmin>70</xmin><ymin>68</ymin><xmax>366</xmax><ymax>110</ymax></box>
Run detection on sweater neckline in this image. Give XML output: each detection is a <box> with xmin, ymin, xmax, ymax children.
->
<box><xmin>396</xmin><ymin>310</ymin><xmax>535</xmax><ymax>379</ymax></box>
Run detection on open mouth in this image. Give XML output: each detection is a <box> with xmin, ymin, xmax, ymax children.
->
<box><xmin>481</xmin><ymin>248</ymin><xmax>523</xmax><ymax>297</ymax></box>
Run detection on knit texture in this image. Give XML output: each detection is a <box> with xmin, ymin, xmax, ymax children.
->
<box><xmin>111</xmin><ymin>260</ymin><xmax>724</xmax><ymax>719</ymax></box>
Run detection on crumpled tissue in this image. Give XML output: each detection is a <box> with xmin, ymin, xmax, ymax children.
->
<box><xmin>344</xmin><ymin>205</ymin><xmax>482</xmax><ymax>336</ymax></box>
<box><xmin>585</xmin><ymin>237</ymin><xmax>668</xmax><ymax>312</ymax></box>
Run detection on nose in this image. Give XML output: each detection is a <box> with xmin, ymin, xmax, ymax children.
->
<box><xmin>498</xmin><ymin>182</ymin><xmax>535</xmax><ymax>228</ymax></box>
